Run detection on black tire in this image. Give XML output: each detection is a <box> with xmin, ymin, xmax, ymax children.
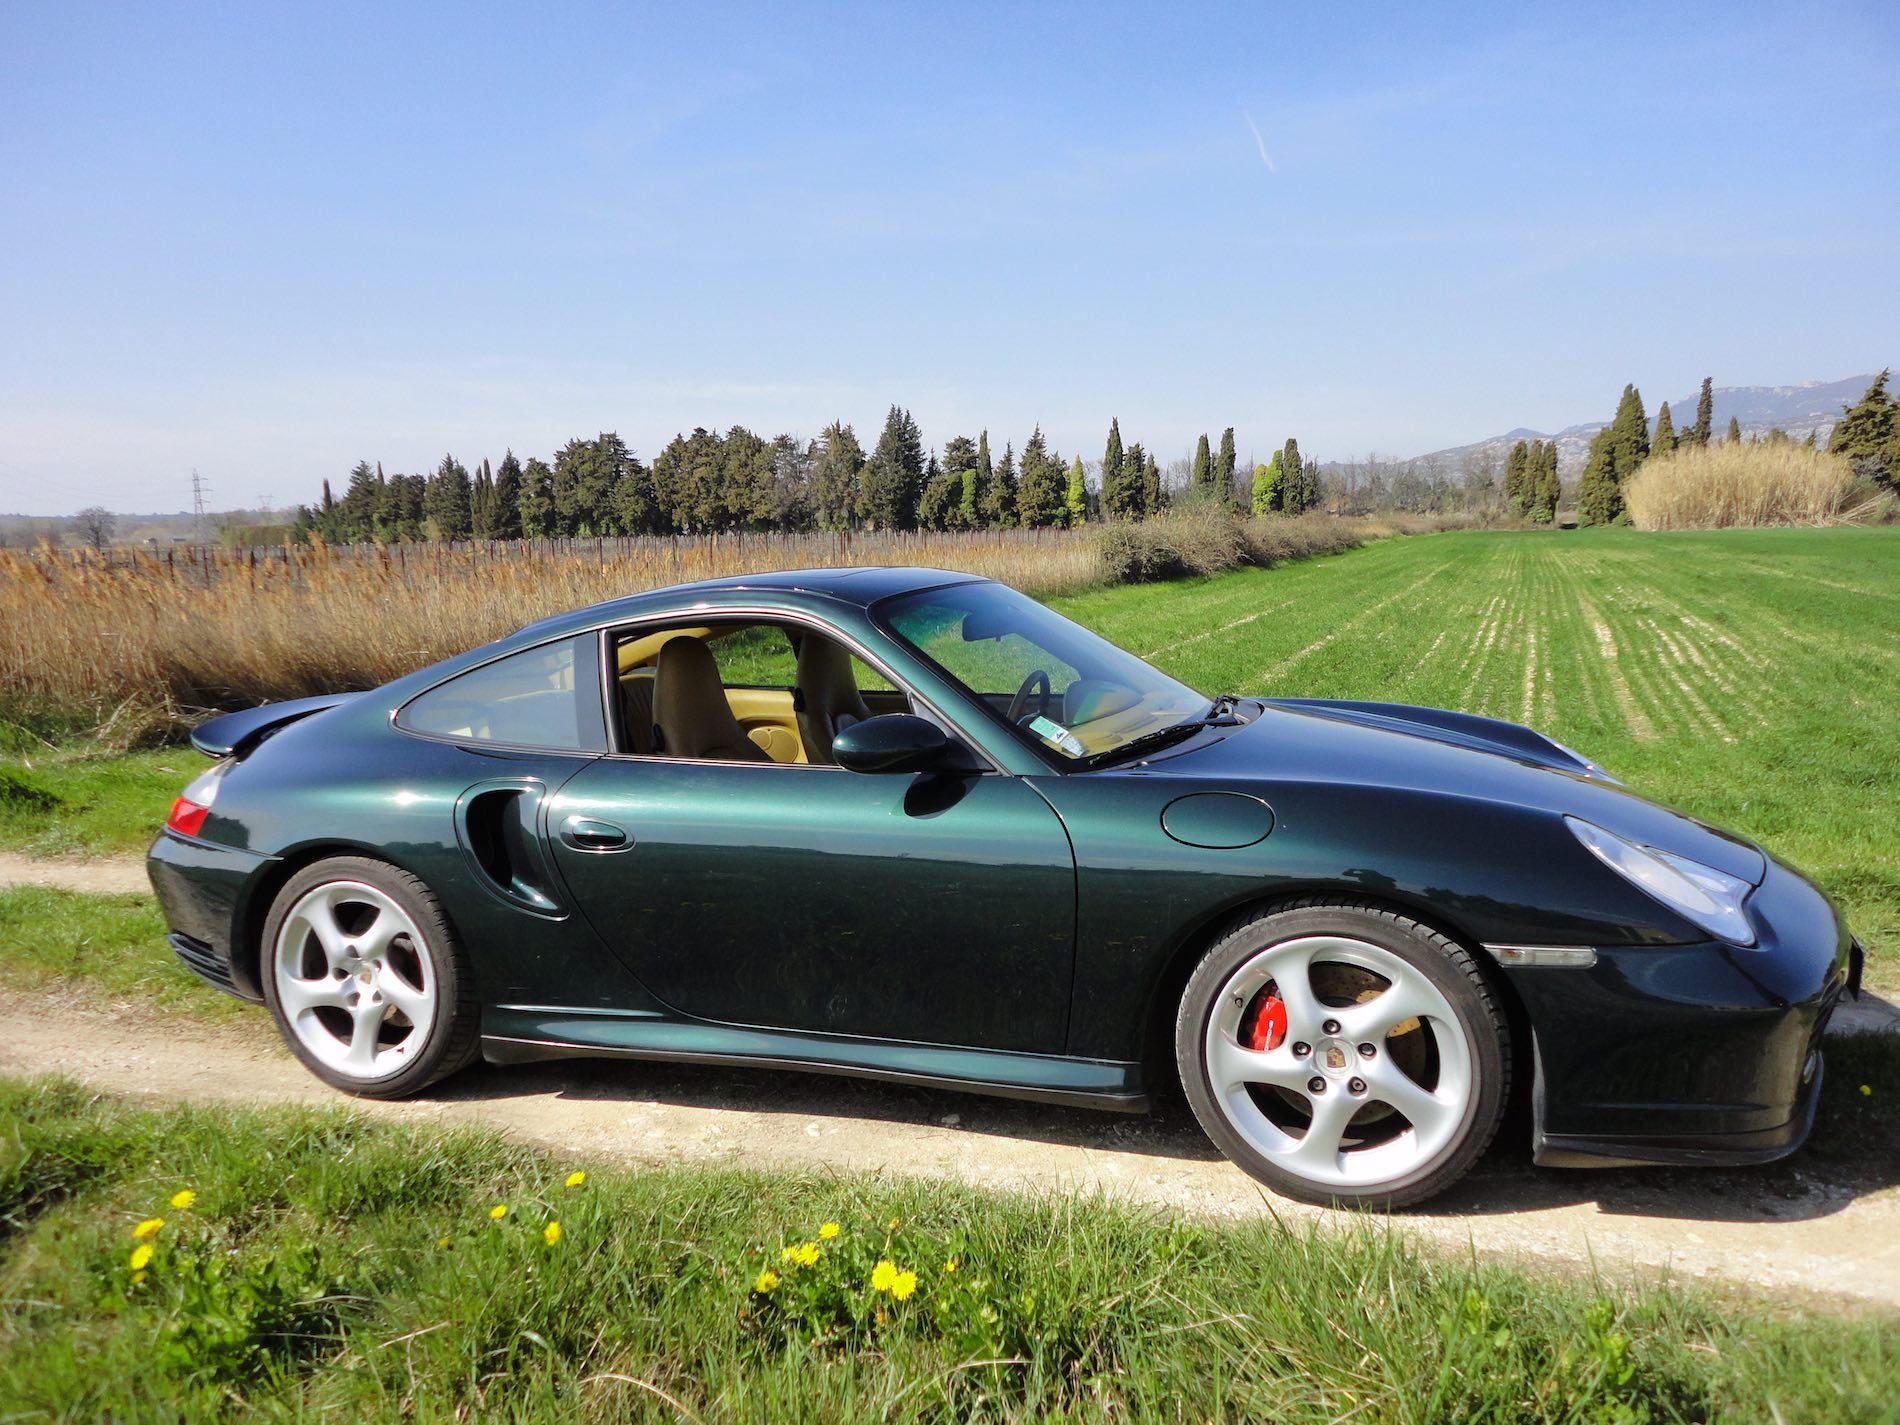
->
<box><xmin>1175</xmin><ymin>897</ymin><xmax>1510</xmax><ymax>1208</ymax></box>
<box><xmin>259</xmin><ymin>856</ymin><xmax>481</xmax><ymax>1099</ymax></box>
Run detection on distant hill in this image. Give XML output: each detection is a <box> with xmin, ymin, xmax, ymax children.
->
<box><xmin>1408</xmin><ymin>375</ymin><xmax>1876</xmax><ymax>478</ymax></box>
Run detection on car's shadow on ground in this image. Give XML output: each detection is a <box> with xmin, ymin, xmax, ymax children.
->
<box><xmin>431</xmin><ymin>1040</ymin><xmax>1900</xmax><ymax>1227</ymax></box>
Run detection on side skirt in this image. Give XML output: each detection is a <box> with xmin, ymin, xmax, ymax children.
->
<box><xmin>480</xmin><ymin>1008</ymin><xmax>1149</xmax><ymax>1115</ymax></box>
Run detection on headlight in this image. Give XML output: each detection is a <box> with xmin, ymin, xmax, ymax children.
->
<box><xmin>1565</xmin><ymin>817</ymin><xmax>1755</xmax><ymax>946</ymax></box>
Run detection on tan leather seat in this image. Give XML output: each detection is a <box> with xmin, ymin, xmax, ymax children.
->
<box><xmin>652</xmin><ymin>638</ymin><xmax>770</xmax><ymax>762</ymax></box>
<box><xmin>795</xmin><ymin>635</ymin><xmax>872</xmax><ymax>764</ymax></box>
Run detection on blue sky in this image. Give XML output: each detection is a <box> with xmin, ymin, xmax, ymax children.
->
<box><xmin>2</xmin><ymin>1</ymin><xmax>1896</xmax><ymax>515</ymax></box>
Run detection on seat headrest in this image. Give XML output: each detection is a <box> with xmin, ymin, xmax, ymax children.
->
<box><xmin>654</xmin><ymin>637</ymin><xmax>762</xmax><ymax>760</ymax></box>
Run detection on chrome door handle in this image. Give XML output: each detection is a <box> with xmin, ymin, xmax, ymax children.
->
<box><xmin>559</xmin><ymin>816</ymin><xmax>631</xmax><ymax>852</ymax></box>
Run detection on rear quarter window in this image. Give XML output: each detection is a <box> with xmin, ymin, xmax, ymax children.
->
<box><xmin>398</xmin><ymin>637</ymin><xmax>605</xmax><ymax>751</ymax></box>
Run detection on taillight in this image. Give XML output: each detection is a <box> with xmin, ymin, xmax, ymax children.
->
<box><xmin>166</xmin><ymin>797</ymin><xmax>210</xmax><ymax>838</ymax></box>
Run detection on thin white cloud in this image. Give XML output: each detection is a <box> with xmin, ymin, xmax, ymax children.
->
<box><xmin>1243</xmin><ymin>110</ymin><xmax>1276</xmax><ymax>173</ymax></box>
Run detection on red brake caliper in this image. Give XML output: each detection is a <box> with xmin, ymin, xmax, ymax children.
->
<box><xmin>1241</xmin><ymin>988</ymin><xmax>1288</xmax><ymax>1052</ymax></box>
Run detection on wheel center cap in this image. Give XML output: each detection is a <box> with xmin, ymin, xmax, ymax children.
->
<box><xmin>1315</xmin><ymin>1037</ymin><xmax>1353</xmax><ymax>1078</ymax></box>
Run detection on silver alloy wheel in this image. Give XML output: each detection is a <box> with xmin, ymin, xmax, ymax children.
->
<box><xmin>1202</xmin><ymin>934</ymin><xmax>1473</xmax><ymax>1189</ymax></box>
<box><xmin>272</xmin><ymin>880</ymin><xmax>438</xmax><ymax>1082</ymax></box>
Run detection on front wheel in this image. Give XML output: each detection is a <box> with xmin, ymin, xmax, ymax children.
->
<box><xmin>1176</xmin><ymin>899</ymin><xmax>1510</xmax><ymax>1208</ymax></box>
<box><xmin>260</xmin><ymin>856</ymin><xmax>480</xmax><ymax>1099</ymax></box>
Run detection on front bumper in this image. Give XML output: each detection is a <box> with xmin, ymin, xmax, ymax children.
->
<box><xmin>1505</xmin><ymin>854</ymin><xmax>1853</xmax><ymax>1169</ymax></box>
<box><xmin>147</xmin><ymin>830</ymin><xmax>274</xmax><ymax>1003</ymax></box>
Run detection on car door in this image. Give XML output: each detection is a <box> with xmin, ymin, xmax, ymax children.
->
<box><xmin>544</xmin><ymin>707</ymin><xmax>1077</xmax><ymax>1056</ymax></box>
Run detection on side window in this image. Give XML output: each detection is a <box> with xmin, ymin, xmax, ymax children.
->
<box><xmin>709</xmin><ymin>624</ymin><xmax>798</xmax><ymax>688</ymax></box>
<box><xmin>399</xmin><ymin>638</ymin><xmax>603</xmax><ymax>751</ymax></box>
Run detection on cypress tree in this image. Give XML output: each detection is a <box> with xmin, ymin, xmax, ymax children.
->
<box><xmin>423</xmin><ymin>455</ymin><xmax>473</xmax><ymax>541</ymax></box>
<box><xmin>1280</xmin><ymin>439</ymin><xmax>1309</xmax><ymax>513</ymax></box>
<box><xmin>1216</xmin><ymin>427</ymin><xmax>1237</xmax><ymax>505</ymax></box>
<box><xmin>517</xmin><ymin>459</ymin><xmax>554</xmax><ymax>538</ymax></box>
<box><xmin>1192</xmin><ymin>433</ymin><xmax>1213</xmax><ymax>496</ymax></box>
<box><xmin>812</xmin><ymin>422</ymin><xmax>865</xmax><ymax>531</ymax></box>
<box><xmin>492</xmin><ymin>450</ymin><xmax>523</xmax><ymax>539</ymax></box>
<box><xmin>917</xmin><ymin>454</ymin><xmax>962</xmax><ymax>530</ymax></box>
<box><xmin>986</xmin><ymin>441</ymin><xmax>1018</xmax><ymax>527</ymax></box>
<box><xmin>1827</xmin><ymin>370</ymin><xmax>1898</xmax><ymax>486</ymax></box>
<box><xmin>339</xmin><ymin>460</ymin><xmax>379</xmax><ymax>542</ymax></box>
<box><xmin>1527</xmin><ymin>441</ymin><xmax>1559</xmax><ymax>523</ymax></box>
<box><xmin>1689</xmin><ymin>376</ymin><xmax>1714</xmax><ymax>448</ymax></box>
<box><xmin>859</xmin><ymin>406</ymin><xmax>924</xmax><ymax>530</ymax></box>
<box><xmin>1575</xmin><ymin>429</ymin><xmax>1621</xmax><ymax>526</ymax></box>
<box><xmin>1102</xmin><ymin>419</ymin><xmax>1135</xmax><ymax>520</ymax></box>
<box><xmin>470</xmin><ymin>458</ymin><xmax>497</xmax><ymax>539</ymax></box>
<box><xmin>1143</xmin><ymin>450</ymin><xmax>1162</xmax><ymax>514</ymax></box>
<box><xmin>610</xmin><ymin>441</ymin><xmax>665</xmax><ymax>533</ymax></box>
<box><xmin>1062</xmin><ymin>456</ymin><xmax>1088</xmax><ymax>527</ymax></box>
<box><xmin>1653</xmin><ymin>401</ymin><xmax>1677</xmax><ymax>457</ymax></box>
<box><xmin>1504</xmin><ymin>440</ymin><xmax>1529</xmax><ymax>515</ymax></box>
<box><xmin>975</xmin><ymin>432</ymin><xmax>996</xmax><ymax>527</ymax></box>
<box><xmin>1726</xmin><ymin>415</ymin><xmax>1743</xmax><ymax>444</ymax></box>
<box><xmin>1017</xmin><ymin>426</ymin><xmax>1063</xmax><ymax>527</ymax></box>
<box><xmin>1607</xmin><ymin>385</ymin><xmax>1650</xmax><ymax>474</ymax></box>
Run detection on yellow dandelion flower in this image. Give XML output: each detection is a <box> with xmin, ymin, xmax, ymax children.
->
<box><xmin>874</xmin><ymin>1306</ymin><xmax>888</xmax><ymax>1326</ymax></box>
<box><xmin>564</xmin><ymin>1170</ymin><xmax>586</xmax><ymax>1188</ymax></box>
<box><xmin>437</xmin><ymin>1236</ymin><xmax>452</xmax><ymax>1249</ymax></box>
<box><xmin>1862</xmin><ymin>1084</ymin><xmax>1873</xmax><ymax>1097</ymax></box>
<box><xmin>132</xmin><ymin>1218</ymin><xmax>164</xmax><ymax>1240</ymax></box>
<box><xmin>489</xmin><ymin>1204</ymin><xmax>509</xmax><ymax>1220</ymax></box>
<box><xmin>819</xmin><ymin>1221</ymin><xmax>840</xmax><ymax>1240</ymax></box>
<box><xmin>870</xmin><ymin>1259</ymin><xmax>899</xmax><ymax>1293</ymax></box>
<box><xmin>129</xmin><ymin>1243</ymin><xmax>154</xmax><ymax>1272</ymax></box>
<box><xmin>942</xmin><ymin>1256</ymin><xmax>959</xmax><ymax>1274</ymax></box>
<box><xmin>754</xmin><ymin>1268</ymin><xmax>780</xmax><ymax>1294</ymax></box>
<box><xmin>891</xmin><ymin>1269</ymin><xmax>918</xmax><ymax>1301</ymax></box>
<box><xmin>131</xmin><ymin>1270</ymin><xmax>148</xmax><ymax>1285</ymax></box>
<box><xmin>887</xmin><ymin>1217</ymin><xmax>900</xmax><ymax>1230</ymax></box>
<box><xmin>168</xmin><ymin>1190</ymin><xmax>197</xmax><ymax>1211</ymax></box>
<box><xmin>543</xmin><ymin>1221</ymin><xmax>562</xmax><ymax>1246</ymax></box>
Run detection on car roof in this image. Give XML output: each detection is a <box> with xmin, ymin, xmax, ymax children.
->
<box><xmin>500</xmin><ymin>566</ymin><xmax>988</xmax><ymax>646</ymax></box>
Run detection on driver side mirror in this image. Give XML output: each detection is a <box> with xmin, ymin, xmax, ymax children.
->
<box><xmin>832</xmin><ymin>714</ymin><xmax>956</xmax><ymax>775</ymax></box>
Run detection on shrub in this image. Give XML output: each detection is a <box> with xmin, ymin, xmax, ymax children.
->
<box><xmin>1624</xmin><ymin>443</ymin><xmax>1861</xmax><ymax>529</ymax></box>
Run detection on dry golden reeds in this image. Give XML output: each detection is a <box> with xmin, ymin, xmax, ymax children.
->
<box><xmin>0</xmin><ymin>517</ymin><xmax>1441</xmax><ymax>741</ymax></box>
<box><xmin>1624</xmin><ymin>443</ymin><xmax>1861</xmax><ymax>530</ymax></box>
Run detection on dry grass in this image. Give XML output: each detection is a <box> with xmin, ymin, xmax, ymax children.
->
<box><xmin>0</xmin><ymin>517</ymin><xmax>1437</xmax><ymax>742</ymax></box>
<box><xmin>0</xmin><ymin>529</ymin><xmax>1097</xmax><ymax>741</ymax></box>
<box><xmin>1624</xmin><ymin>443</ymin><xmax>1862</xmax><ymax>530</ymax></box>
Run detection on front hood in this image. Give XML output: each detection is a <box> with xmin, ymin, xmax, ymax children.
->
<box><xmin>1149</xmin><ymin>697</ymin><xmax>1767</xmax><ymax>885</ymax></box>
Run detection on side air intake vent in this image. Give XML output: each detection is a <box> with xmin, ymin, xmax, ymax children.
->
<box><xmin>455</xmin><ymin>781</ymin><xmax>563</xmax><ymax>915</ymax></box>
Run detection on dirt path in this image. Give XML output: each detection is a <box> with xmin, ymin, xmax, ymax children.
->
<box><xmin>5</xmin><ymin>997</ymin><xmax>1898</xmax><ymax>1311</ymax></box>
<box><xmin>0</xmin><ymin>852</ymin><xmax>149</xmax><ymax>896</ymax></box>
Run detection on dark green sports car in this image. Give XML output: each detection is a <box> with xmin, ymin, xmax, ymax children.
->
<box><xmin>148</xmin><ymin>567</ymin><xmax>1860</xmax><ymax>1206</ymax></box>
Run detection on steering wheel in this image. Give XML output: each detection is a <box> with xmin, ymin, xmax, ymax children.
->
<box><xmin>1007</xmin><ymin>669</ymin><xmax>1053</xmax><ymax>725</ymax></box>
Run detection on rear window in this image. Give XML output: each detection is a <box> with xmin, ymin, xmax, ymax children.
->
<box><xmin>399</xmin><ymin>638</ymin><xmax>604</xmax><ymax>751</ymax></box>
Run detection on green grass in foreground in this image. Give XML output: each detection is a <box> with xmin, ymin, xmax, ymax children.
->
<box><xmin>1</xmin><ymin>1077</ymin><xmax>1895</xmax><ymax>1423</ymax></box>
<box><xmin>0</xmin><ymin>746</ymin><xmax>188</xmax><ymax>859</ymax></box>
<box><xmin>1056</xmin><ymin>526</ymin><xmax>1900</xmax><ymax>988</ymax></box>
<box><xmin>0</xmin><ymin>887</ymin><xmax>245</xmax><ymax>1020</ymax></box>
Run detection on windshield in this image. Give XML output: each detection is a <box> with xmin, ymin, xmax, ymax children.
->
<box><xmin>877</xmin><ymin>581</ymin><xmax>1210</xmax><ymax>762</ymax></box>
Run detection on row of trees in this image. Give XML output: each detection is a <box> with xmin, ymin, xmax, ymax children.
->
<box><xmin>293</xmin><ymin>410</ymin><xmax>1320</xmax><ymax>544</ymax></box>
<box><xmin>1571</xmin><ymin>374</ymin><xmax>1880</xmax><ymax>525</ymax></box>
<box><xmin>1503</xmin><ymin>440</ymin><xmax>1561</xmax><ymax>523</ymax></box>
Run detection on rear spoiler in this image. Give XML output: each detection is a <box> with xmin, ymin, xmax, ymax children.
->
<box><xmin>189</xmin><ymin>693</ymin><xmax>362</xmax><ymax>759</ymax></box>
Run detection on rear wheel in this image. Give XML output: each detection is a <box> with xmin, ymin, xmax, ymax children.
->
<box><xmin>1176</xmin><ymin>899</ymin><xmax>1509</xmax><ymax>1207</ymax></box>
<box><xmin>260</xmin><ymin>857</ymin><xmax>480</xmax><ymax>1099</ymax></box>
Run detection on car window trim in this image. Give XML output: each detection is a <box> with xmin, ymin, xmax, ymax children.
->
<box><xmin>594</xmin><ymin>605</ymin><xmax>1004</xmax><ymax>775</ymax></box>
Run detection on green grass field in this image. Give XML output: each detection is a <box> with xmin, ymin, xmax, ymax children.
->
<box><xmin>1057</xmin><ymin>526</ymin><xmax>1900</xmax><ymax>985</ymax></box>
<box><xmin>3</xmin><ymin>526</ymin><xmax>1895</xmax><ymax>984</ymax></box>
<box><xmin>1</xmin><ymin>1075</ymin><xmax>1894</xmax><ymax>1423</ymax></box>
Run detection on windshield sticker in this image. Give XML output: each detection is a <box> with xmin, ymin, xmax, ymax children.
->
<box><xmin>1027</xmin><ymin>715</ymin><xmax>1086</xmax><ymax>758</ymax></box>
